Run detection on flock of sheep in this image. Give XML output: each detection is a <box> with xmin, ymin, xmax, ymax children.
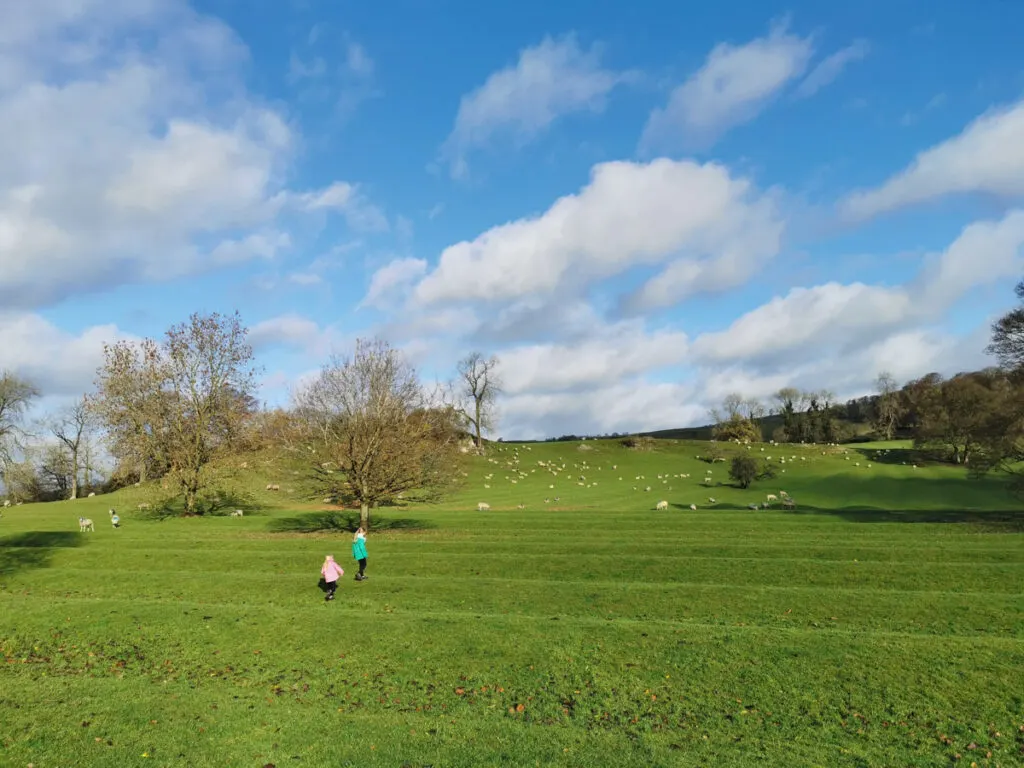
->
<box><xmin>473</xmin><ymin>443</ymin><xmax>819</xmax><ymax>513</ymax></box>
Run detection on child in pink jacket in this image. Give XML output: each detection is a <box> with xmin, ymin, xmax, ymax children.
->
<box><xmin>321</xmin><ymin>555</ymin><xmax>344</xmax><ymax>601</ymax></box>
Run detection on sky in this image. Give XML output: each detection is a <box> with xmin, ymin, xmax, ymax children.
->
<box><xmin>1</xmin><ymin>0</ymin><xmax>1023</xmax><ymax>441</ymax></box>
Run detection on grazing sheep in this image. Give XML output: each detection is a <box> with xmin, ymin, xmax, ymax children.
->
<box><xmin>477</xmin><ymin>502</ymin><xmax>491</xmax><ymax>512</ymax></box>
<box><xmin>87</xmin><ymin>492</ymin><xmax>96</xmax><ymax>498</ymax></box>
<box><xmin>747</xmin><ymin>503</ymin><xmax>760</xmax><ymax>510</ymax></box>
<box><xmin>231</xmin><ymin>509</ymin><xmax>244</xmax><ymax>517</ymax></box>
<box><xmin>779</xmin><ymin>491</ymin><xmax>789</xmax><ymax>498</ymax></box>
<box><xmin>782</xmin><ymin>498</ymin><xmax>796</xmax><ymax>509</ymax></box>
<box><xmin>2</xmin><ymin>499</ymin><xmax>9</xmax><ymax>508</ymax></box>
<box><xmin>707</xmin><ymin>497</ymin><xmax>716</xmax><ymax>504</ymax></box>
<box><xmin>656</xmin><ymin>500</ymin><xmax>669</xmax><ymax>510</ymax></box>
<box><xmin>766</xmin><ymin>494</ymin><xmax>778</xmax><ymax>502</ymax></box>
<box><xmin>689</xmin><ymin>504</ymin><xmax>697</xmax><ymax>511</ymax></box>
<box><xmin>266</xmin><ymin>483</ymin><xmax>280</xmax><ymax>491</ymax></box>
<box><xmin>109</xmin><ymin>509</ymin><xmax>120</xmax><ymax>528</ymax></box>
<box><xmin>78</xmin><ymin>517</ymin><xmax>94</xmax><ymax>532</ymax></box>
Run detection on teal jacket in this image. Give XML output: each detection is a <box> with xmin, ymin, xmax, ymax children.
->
<box><xmin>352</xmin><ymin>536</ymin><xmax>368</xmax><ymax>560</ymax></box>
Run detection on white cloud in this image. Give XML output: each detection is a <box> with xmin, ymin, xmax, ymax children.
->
<box><xmin>0</xmin><ymin>311</ymin><xmax>135</xmax><ymax>397</ymax></box>
<box><xmin>793</xmin><ymin>40</ymin><xmax>869</xmax><ymax>99</ymax></box>
<box><xmin>840</xmin><ymin>98</ymin><xmax>1024</xmax><ymax>220</ymax></box>
<box><xmin>413</xmin><ymin>158</ymin><xmax>783</xmax><ymax>306</ymax></box>
<box><xmin>361</xmin><ymin>258</ymin><xmax>428</xmax><ymax>309</ymax></box>
<box><xmin>639</xmin><ymin>20</ymin><xmax>813</xmax><ymax>152</ymax></box>
<box><xmin>438</xmin><ymin>34</ymin><xmax>631</xmax><ymax>178</ymax></box>
<box><xmin>248</xmin><ymin>314</ymin><xmax>349</xmax><ymax>358</ymax></box>
<box><xmin>691</xmin><ymin>209</ymin><xmax>1024</xmax><ymax>369</ymax></box>
<box><xmin>0</xmin><ymin>1</ymin><xmax>376</xmax><ymax>310</ymax></box>
<box><xmin>291</xmin><ymin>181</ymin><xmax>389</xmax><ymax>232</ymax></box>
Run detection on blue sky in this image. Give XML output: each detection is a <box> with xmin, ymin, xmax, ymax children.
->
<box><xmin>1</xmin><ymin>0</ymin><xmax>1023</xmax><ymax>440</ymax></box>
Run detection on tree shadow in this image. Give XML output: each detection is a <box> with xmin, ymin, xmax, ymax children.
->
<box><xmin>135</xmin><ymin>488</ymin><xmax>268</xmax><ymax>520</ymax></box>
<box><xmin>267</xmin><ymin>511</ymin><xmax>435</xmax><ymax>534</ymax></box>
<box><xmin>778</xmin><ymin>504</ymin><xmax>1024</xmax><ymax>532</ymax></box>
<box><xmin>848</xmin><ymin>446</ymin><xmax>925</xmax><ymax>466</ymax></box>
<box><xmin>0</xmin><ymin>531</ymin><xmax>83</xmax><ymax>578</ymax></box>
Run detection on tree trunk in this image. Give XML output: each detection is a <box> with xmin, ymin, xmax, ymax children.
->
<box><xmin>70</xmin><ymin>447</ymin><xmax>79</xmax><ymax>500</ymax></box>
<box><xmin>474</xmin><ymin>400</ymin><xmax>484</xmax><ymax>453</ymax></box>
<box><xmin>139</xmin><ymin>460</ymin><xmax>148</xmax><ymax>484</ymax></box>
<box><xmin>360</xmin><ymin>502</ymin><xmax>369</xmax><ymax>528</ymax></box>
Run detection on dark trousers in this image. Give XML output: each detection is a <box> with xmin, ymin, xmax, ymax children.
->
<box><xmin>358</xmin><ymin>558</ymin><xmax>367</xmax><ymax>576</ymax></box>
<box><xmin>326</xmin><ymin>579</ymin><xmax>338</xmax><ymax>596</ymax></box>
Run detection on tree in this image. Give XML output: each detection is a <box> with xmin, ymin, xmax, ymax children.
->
<box><xmin>0</xmin><ymin>371</ymin><xmax>39</xmax><ymax>496</ymax></box>
<box><xmin>93</xmin><ymin>312</ymin><xmax>260</xmax><ymax>515</ymax></box>
<box><xmin>986</xmin><ymin>278</ymin><xmax>1024</xmax><ymax>373</ymax></box>
<box><xmin>37</xmin><ymin>443</ymin><xmax>75</xmax><ymax>500</ymax></box>
<box><xmin>911</xmin><ymin>371</ymin><xmax>1005</xmax><ymax>465</ymax></box>
<box><xmin>729</xmin><ymin>455</ymin><xmax>760</xmax><ymax>489</ymax></box>
<box><xmin>295</xmin><ymin>338</ymin><xmax>462</xmax><ymax>527</ymax></box>
<box><xmin>48</xmin><ymin>395</ymin><xmax>95</xmax><ymax>500</ymax></box>
<box><xmin>93</xmin><ymin>338</ymin><xmax>169</xmax><ymax>484</ymax></box>
<box><xmin>710</xmin><ymin>394</ymin><xmax>763</xmax><ymax>443</ymax></box>
<box><xmin>453</xmin><ymin>352</ymin><xmax>502</xmax><ymax>452</ymax></box>
<box><xmin>873</xmin><ymin>371</ymin><xmax>903</xmax><ymax>440</ymax></box>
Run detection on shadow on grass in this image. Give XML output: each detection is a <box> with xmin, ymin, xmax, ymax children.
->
<box><xmin>0</xmin><ymin>531</ymin><xmax>83</xmax><ymax>578</ymax></box>
<box><xmin>779</xmin><ymin>504</ymin><xmax>1024</xmax><ymax>532</ymax></box>
<box><xmin>268</xmin><ymin>511</ymin><xmax>435</xmax><ymax>534</ymax></box>
<box><xmin>136</xmin><ymin>488</ymin><xmax>268</xmax><ymax>521</ymax></box>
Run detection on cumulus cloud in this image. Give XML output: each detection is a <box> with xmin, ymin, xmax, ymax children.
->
<box><xmin>691</xmin><ymin>209</ymin><xmax>1024</xmax><ymax>369</ymax></box>
<box><xmin>840</xmin><ymin>98</ymin><xmax>1024</xmax><ymax>220</ymax></box>
<box><xmin>438</xmin><ymin>33</ymin><xmax>632</xmax><ymax>178</ymax></box>
<box><xmin>361</xmin><ymin>258</ymin><xmax>428</xmax><ymax>309</ymax></box>
<box><xmin>413</xmin><ymin>158</ymin><xmax>783</xmax><ymax>306</ymax></box>
<box><xmin>0</xmin><ymin>0</ymin><xmax>380</xmax><ymax>310</ymax></box>
<box><xmin>248</xmin><ymin>314</ymin><xmax>349</xmax><ymax>358</ymax></box>
<box><xmin>0</xmin><ymin>311</ymin><xmax>135</xmax><ymax>397</ymax></box>
<box><xmin>639</xmin><ymin>20</ymin><xmax>813</xmax><ymax>152</ymax></box>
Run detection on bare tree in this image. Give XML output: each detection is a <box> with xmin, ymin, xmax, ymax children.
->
<box><xmin>874</xmin><ymin>371</ymin><xmax>903</xmax><ymax>440</ymax></box>
<box><xmin>295</xmin><ymin>338</ymin><xmax>462</xmax><ymax>527</ymax></box>
<box><xmin>93</xmin><ymin>312</ymin><xmax>260</xmax><ymax>514</ymax></box>
<box><xmin>454</xmin><ymin>351</ymin><xmax>502</xmax><ymax>452</ymax></box>
<box><xmin>0</xmin><ymin>371</ymin><xmax>40</xmax><ymax>495</ymax></box>
<box><xmin>48</xmin><ymin>395</ymin><xmax>95</xmax><ymax>499</ymax></box>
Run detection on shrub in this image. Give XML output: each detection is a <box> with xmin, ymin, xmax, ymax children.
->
<box><xmin>730</xmin><ymin>455</ymin><xmax>760</xmax><ymax>489</ymax></box>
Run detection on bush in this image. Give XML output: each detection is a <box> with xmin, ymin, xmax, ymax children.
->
<box><xmin>729</xmin><ymin>455</ymin><xmax>760</xmax><ymax>489</ymax></box>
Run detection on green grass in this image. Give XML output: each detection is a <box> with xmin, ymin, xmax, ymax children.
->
<box><xmin>2</xmin><ymin>438</ymin><xmax>1023</xmax><ymax>766</ymax></box>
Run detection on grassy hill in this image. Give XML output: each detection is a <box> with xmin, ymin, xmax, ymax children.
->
<box><xmin>1</xmin><ymin>438</ymin><xmax>1022</xmax><ymax>766</ymax></box>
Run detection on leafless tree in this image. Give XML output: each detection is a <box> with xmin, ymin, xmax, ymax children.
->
<box><xmin>454</xmin><ymin>351</ymin><xmax>502</xmax><ymax>452</ymax></box>
<box><xmin>0</xmin><ymin>371</ymin><xmax>39</xmax><ymax>495</ymax></box>
<box><xmin>48</xmin><ymin>395</ymin><xmax>96</xmax><ymax>499</ymax></box>
<box><xmin>295</xmin><ymin>338</ymin><xmax>462</xmax><ymax>527</ymax></box>
<box><xmin>874</xmin><ymin>371</ymin><xmax>903</xmax><ymax>440</ymax></box>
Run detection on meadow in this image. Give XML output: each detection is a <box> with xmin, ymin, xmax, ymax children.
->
<box><xmin>1</xmin><ymin>438</ymin><xmax>1023</xmax><ymax>767</ymax></box>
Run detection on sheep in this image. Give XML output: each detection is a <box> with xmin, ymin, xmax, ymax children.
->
<box><xmin>747</xmin><ymin>503</ymin><xmax>760</xmax><ymax>510</ymax></box>
<box><xmin>689</xmin><ymin>504</ymin><xmax>697</xmax><ymax>511</ymax></box>
<box><xmin>779</xmin><ymin>491</ymin><xmax>789</xmax><ymax>498</ymax></box>
<box><xmin>109</xmin><ymin>509</ymin><xmax>120</xmax><ymax>528</ymax></box>
<box><xmin>477</xmin><ymin>502</ymin><xmax>491</xmax><ymax>512</ymax></box>
<box><xmin>656</xmin><ymin>500</ymin><xmax>669</xmax><ymax>511</ymax></box>
<box><xmin>78</xmin><ymin>517</ymin><xmax>94</xmax><ymax>532</ymax></box>
<box><xmin>2</xmin><ymin>499</ymin><xmax>9</xmax><ymax>508</ymax></box>
<box><xmin>88</xmin><ymin>492</ymin><xmax>96</xmax><ymax>498</ymax></box>
<box><xmin>782</xmin><ymin>498</ymin><xmax>796</xmax><ymax>509</ymax></box>
<box><xmin>266</xmin><ymin>483</ymin><xmax>280</xmax><ymax>491</ymax></box>
<box><xmin>644</xmin><ymin>486</ymin><xmax>651</xmax><ymax>492</ymax></box>
<box><xmin>231</xmin><ymin>509</ymin><xmax>244</xmax><ymax>517</ymax></box>
<box><xmin>707</xmin><ymin>497</ymin><xmax>717</xmax><ymax>504</ymax></box>
<box><xmin>766</xmin><ymin>494</ymin><xmax>778</xmax><ymax>502</ymax></box>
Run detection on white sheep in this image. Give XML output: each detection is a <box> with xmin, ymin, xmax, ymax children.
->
<box><xmin>231</xmin><ymin>509</ymin><xmax>244</xmax><ymax>517</ymax></box>
<box><xmin>766</xmin><ymin>494</ymin><xmax>778</xmax><ymax>502</ymax></box>
<box><xmin>783</xmin><ymin>498</ymin><xmax>796</xmax><ymax>509</ymax></box>
<box><xmin>689</xmin><ymin>504</ymin><xmax>697</xmax><ymax>511</ymax></box>
<box><xmin>779</xmin><ymin>491</ymin><xmax>789</xmax><ymax>498</ymax></box>
<box><xmin>707</xmin><ymin>497</ymin><xmax>716</xmax><ymax>504</ymax></box>
<box><xmin>656</xmin><ymin>500</ymin><xmax>668</xmax><ymax>510</ymax></box>
<box><xmin>477</xmin><ymin>502</ymin><xmax>491</xmax><ymax>512</ymax></box>
<box><xmin>78</xmin><ymin>517</ymin><xmax>94</xmax><ymax>532</ymax></box>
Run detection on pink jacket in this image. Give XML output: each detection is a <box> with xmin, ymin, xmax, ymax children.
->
<box><xmin>321</xmin><ymin>557</ymin><xmax>344</xmax><ymax>582</ymax></box>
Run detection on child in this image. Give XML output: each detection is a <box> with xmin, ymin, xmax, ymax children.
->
<box><xmin>320</xmin><ymin>555</ymin><xmax>344</xmax><ymax>601</ymax></box>
<box><xmin>352</xmin><ymin>527</ymin><xmax>368</xmax><ymax>581</ymax></box>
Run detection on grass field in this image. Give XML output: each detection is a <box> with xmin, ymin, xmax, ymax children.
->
<box><xmin>2</xmin><ymin>438</ymin><xmax>1023</xmax><ymax>766</ymax></box>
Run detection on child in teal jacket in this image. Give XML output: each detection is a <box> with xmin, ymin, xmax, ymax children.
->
<box><xmin>352</xmin><ymin>527</ymin><xmax>368</xmax><ymax>581</ymax></box>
